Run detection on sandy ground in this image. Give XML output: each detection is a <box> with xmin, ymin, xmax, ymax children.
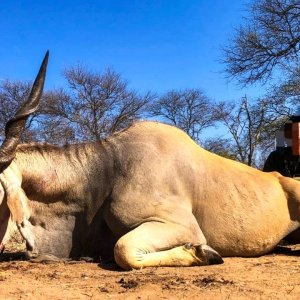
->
<box><xmin>1</xmin><ymin>243</ymin><xmax>300</xmax><ymax>299</ymax></box>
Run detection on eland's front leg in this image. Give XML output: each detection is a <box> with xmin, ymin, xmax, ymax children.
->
<box><xmin>113</xmin><ymin>219</ymin><xmax>223</xmax><ymax>270</ymax></box>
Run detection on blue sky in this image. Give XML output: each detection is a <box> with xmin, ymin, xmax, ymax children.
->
<box><xmin>0</xmin><ymin>0</ymin><xmax>262</xmax><ymax>104</ymax></box>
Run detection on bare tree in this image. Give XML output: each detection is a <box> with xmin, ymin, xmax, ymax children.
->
<box><xmin>220</xmin><ymin>0</ymin><xmax>300</xmax><ymax>165</ymax></box>
<box><xmin>223</xmin><ymin>0</ymin><xmax>300</xmax><ymax>85</ymax></box>
<box><xmin>267</xmin><ymin>69</ymin><xmax>300</xmax><ymax>117</ymax></box>
<box><xmin>37</xmin><ymin>89</ymin><xmax>77</xmax><ymax>143</ymax></box>
<box><xmin>0</xmin><ymin>66</ymin><xmax>154</xmax><ymax>144</ymax></box>
<box><xmin>215</xmin><ymin>96</ymin><xmax>285</xmax><ymax>167</ymax></box>
<box><xmin>0</xmin><ymin>80</ymin><xmax>36</xmax><ymax>142</ymax></box>
<box><xmin>202</xmin><ymin>137</ymin><xmax>238</xmax><ymax>160</ymax></box>
<box><xmin>149</xmin><ymin>89</ymin><xmax>216</xmax><ymax>142</ymax></box>
<box><xmin>0</xmin><ymin>80</ymin><xmax>72</xmax><ymax>144</ymax></box>
<box><xmin>46</xmin><ymin>65</ymin><xmax>153</xmax><ymax>141</ymax></box>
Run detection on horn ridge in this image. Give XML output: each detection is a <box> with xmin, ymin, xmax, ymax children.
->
<box><xmin>5</xmin><ymin>50</ymin><xmax>49</xmax><ymax>132</ymax></box>
<box><xmin>0</xmin><ymin>51</ymin><xmax>49</xmax><ymax>172</ymax></box>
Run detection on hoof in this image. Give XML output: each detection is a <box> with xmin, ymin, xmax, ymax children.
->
<box><xmin>79</xmin><ymin>256</ymin><xmax>94</xmax><ymax>262</ymax></box>
<box><xmin>29</xmin><ymin>253</ymin><xmax>62</xmax><ymax>263</ymax></box>
<box><xmin>199</xmin><ymin>244</ymin><xmax>224</xmax><ymax>265</ymax></box>
<box><xmin>184</xmin><ymin>243</ymin><xmax>223</xmax><ymax>265</ymax></box>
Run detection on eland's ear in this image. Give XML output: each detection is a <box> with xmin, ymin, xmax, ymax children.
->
<box><xmin>0</xmin><ymin>184</ymin><xmax>11</xmax><ymax>251</ymax></box>
<box><xmin>0</xmin><ymin>169</ymin><xmax>30</xmax><ymax>225</ymax></box>
<box><xmin>5</xmin><ymin>187</ymin><xmax>30</xmax><ymax>225</ymax></box>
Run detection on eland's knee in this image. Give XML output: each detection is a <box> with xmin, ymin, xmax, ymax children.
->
<box><xmin>114</xmin><ymin>238</ymin><xmax>144</xmax><ymax>270</ymax></box>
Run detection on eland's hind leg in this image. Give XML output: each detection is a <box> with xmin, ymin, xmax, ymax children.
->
<box><xmin>114</xmin><ymin>218</ymin><xmax>223</xmax><ymax>270</ymax></box>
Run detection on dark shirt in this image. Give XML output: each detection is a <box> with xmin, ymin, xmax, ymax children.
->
<box><xmin>263</xmin><ymin>147</ymin><xmax>300</xmax><ymax>177</ymax></box>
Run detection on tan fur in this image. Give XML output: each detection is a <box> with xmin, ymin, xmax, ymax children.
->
<box><xmin>0</xmin><ymin>121</ymin><xmax>300</xmax><ymax>268</ymax></box>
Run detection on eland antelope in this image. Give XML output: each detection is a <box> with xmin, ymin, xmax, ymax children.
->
<box><xmin>0</xmin><ymin>52</ymin><xmax>300</xmax><ymax>270</ymax></box>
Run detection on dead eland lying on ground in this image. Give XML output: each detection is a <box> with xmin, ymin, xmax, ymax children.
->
<box><xmin>0</xmin><ymin>52</ymin><xmax>299</xmax><ymax>270</ymax></box>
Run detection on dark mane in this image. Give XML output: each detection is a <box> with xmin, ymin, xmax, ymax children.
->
<box><xmin>17</xmin><ymin>142</ymin><xmax>65</xmax><ymax>153</ymax></box>
<box><xmin>16</xmin><ymin>141</ymin><xmax>99</xmax><ymax>155</ymax></box>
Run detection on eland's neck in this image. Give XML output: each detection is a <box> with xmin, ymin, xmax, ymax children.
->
<box><xmin>14</xmin><ymin>141</ymin><xmax>114</xmax><ymax>220</ymax></box>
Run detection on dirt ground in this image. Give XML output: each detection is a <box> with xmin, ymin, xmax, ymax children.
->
<box><xmin>1</xmin><ymin>240</ymin><xmax>300</xmax><ymax>300</ymax></box>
